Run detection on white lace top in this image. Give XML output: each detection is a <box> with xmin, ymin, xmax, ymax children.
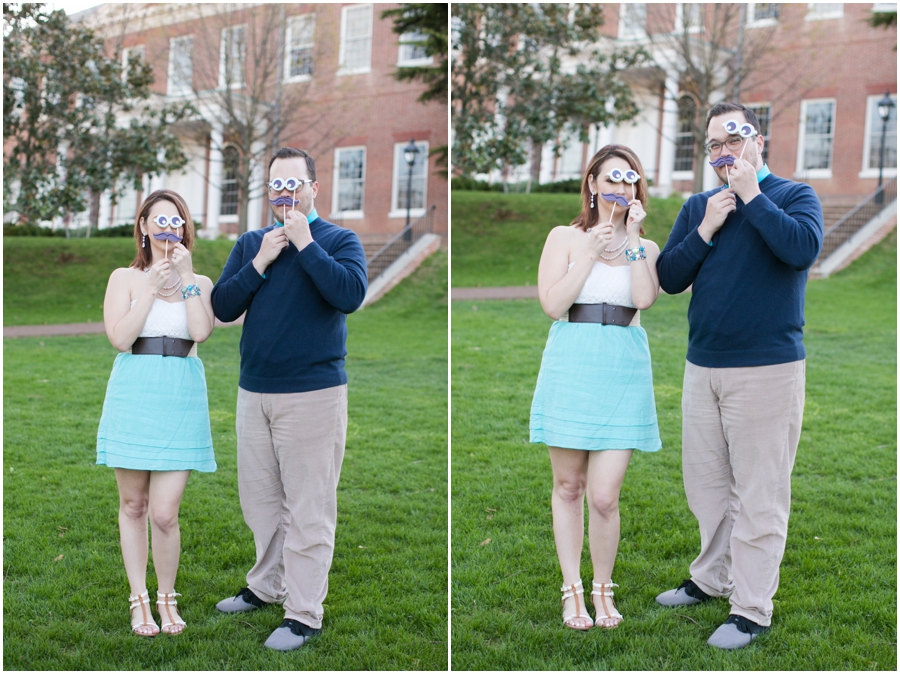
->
<box><xmin>128</xmin><ymin>299</ymin><xmax>198</xmax><ymax>356</ymax></box>
<box><xmin>563</xmin><ymin>261</ymin><xmax>640</xmax><ymax>326</ymax></box>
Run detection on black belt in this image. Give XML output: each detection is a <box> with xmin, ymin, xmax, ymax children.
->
<box><xmin>568</xmin><ymin>303</ymin><xmax>637</xmax><ymax>326</ymax></box>
<box><xmin>131</xmin><ymin>336</ymin><xmax>195</xmax><ymax>357</ymax></box>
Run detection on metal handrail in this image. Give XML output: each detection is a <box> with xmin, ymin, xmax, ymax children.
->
<box><xmin>822</xmin><ymin>177</ymin><xmax>896</xmax><ymax>240</ymax></box>
<box><xmin>366</xmin><ymin>205</ymin><xmax>436</xmax><ymax>282</ymax></box>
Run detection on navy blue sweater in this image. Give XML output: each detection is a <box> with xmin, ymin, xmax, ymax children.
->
<box><xmin>211</xmin><ymin>218</ymin><xmax>368</xmax><ymax>393</ymax></box>
<box><xmin>657</xmin><ymin>174</ymin><xmax>824</xmax><ymax>368</ymax></box>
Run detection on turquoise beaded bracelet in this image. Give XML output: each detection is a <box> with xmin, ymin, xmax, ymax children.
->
<box><xmin>181</xmin><ymin>284</ymin><xmax>201</xmax><ymax>300</ymax></box>
<box><xmin>625</xmin><ymin>246</ymin><xmax>646</xmax><ymax>262</ymax></box>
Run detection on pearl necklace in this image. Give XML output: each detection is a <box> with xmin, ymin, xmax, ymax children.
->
<box><xmin>599</xmin><ymin>235</ymin><xmax>628</xmax><ymax>261</ymax></box>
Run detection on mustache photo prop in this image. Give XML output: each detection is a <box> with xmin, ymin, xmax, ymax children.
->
<box><xmin>153</xmin><ymin>231</ymin><xmax>183</xmax><ymax>258</ymax></box>
<box><xmin>709</xmin><ymin>155</ymin><xmax>736</xmax><ymax>167</ymax></box>
<box><xmin>601</xmin><ymin>192</ymin><xmax>631</xmax><ymax>222</ymax></box>
<box><xmin>269</xmin><ymin>195</ymin><xmax>301</xmax><ymax>223</ymax></box>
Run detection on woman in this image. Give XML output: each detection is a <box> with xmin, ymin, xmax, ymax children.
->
<box><xmin>530</xmin><ymin>145</ymin><xmax>662</xmax><ymax>630</ymax></box>
<box><xmin>96</xmin><ymin>189</ymin><xmax>216</xmax><ymax>637</ymax></box>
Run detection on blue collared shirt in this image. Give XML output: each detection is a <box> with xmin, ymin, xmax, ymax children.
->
<box><xmin>756</xmin><ymin>163</ymin><xmax>771</xmax><ymax>182</ymax></box>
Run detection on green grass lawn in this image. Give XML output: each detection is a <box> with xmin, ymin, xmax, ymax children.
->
<box><xmin>450</xmin><ymin>190</ymin><xmax>685</xmax><ymax>288</ymax></box>
<box><xmin>3</xmin><ymin>250</ymin><xmax>448</xmax><ymax>671</ymax></box>
<box><xmin>3</xmin><ymin>238</ymin><xmax>237</xmax><ymax>326</ymax></box>
<box><xmin>450</xmin><ymin>230</ymin><xmax>897</xmax><ymax>670</ymax></box>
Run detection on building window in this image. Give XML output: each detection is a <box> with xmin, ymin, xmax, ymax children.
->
<box><xmin>798</xmin><ymin>99</ymin><xmax>836</xmax><ymax>176</ymax></box>
<box><xmin>285</xmin><ymin>14</ymin><xmax>315</xmax><ymax>81</ymax></box>
<box><xmin>747</xmin><ymin>3</ymin><xmax>781</xmax><ymax>25</ymax></box>
<box><xmin>114</xmin><ymin>180</ymin><xmax>139</xmax><ymax>226</ymax></box>
<box><xmin>219</xmin><ymin>25</ymin><xmax>245</xmax><ymax>89</ymax></box>
<box><xmin>674</xmin><ymin>97</ymin><xmax>696</xmax><ymax>173</ymax></box>
<box><xmin>167</xmin><ymin>36</ymin><xmax>193</xmax><ymax>96</ymax></box>
<box><xmin>618</xmin><ymin>3</ymin><xmax>647</xmax><ymax>40</ymax></box>
<box><xmin>398</xmin><ymin>31</ymin><xmax>432</xmax><ymax>66</ymax></box>
<box><xmin>863</xmin><ymin>94</ymin><xmax>897</xmax><ymax>174</ymax></box>
<box><xmin>220</xmin><ymin>146</ymin><xmax>239</xmax><ymax>216</ymax></box>
<box><xmin>339</xmin><ymin>4</ymin><xmax>372</xmax><ymax>74</ymax></box>
<box><xmin>872</xmin><ymin>4</ymin><xmax>897</xmax><ymax>12</ymax></box>
<box><xmin>746</xmin><ymin>103</ymin><xmax>771</xmax><ymax>165</ymax></box>
<box><xmin>333</xmin><ymin>147</ymin><xmax>366</xmax><ymax>217</ymax></box>
<box><xmin>390</xmin><ymin>141</ymin><xmax>428</xmax><ymax>217</ymax></box>
<box><xmin>806</xmin><ymin>4</ymin><xmax>843</xmax><ymax>20</ymax></box>
<box><xmin>121</xmin><ymin>45</ymin><xmax>144</xmax><ymax>82</ymax></box>
<box><xmin>676</xmin><ymin>4</ymin><xmax>703</xmax><ymax>33</ymax></box>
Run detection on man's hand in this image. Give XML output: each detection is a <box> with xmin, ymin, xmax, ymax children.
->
<box><xmin>252</xmin><ymin>227</ymin><xmax>289</xmax><ymax>276</ymax></box>
<box><xmin>729</xmin><ymin>157</ymin><xmax>761</xmax><ymax>204</ymax></box>
<box><xmin>697</xmin><ymin>187</ymin><xmax>737</xmax><ymax>243</ymax></box>
<box><xmin>283</xmin><ymin>209</ymin><xmax>313</xmax><ymax>252</ymax></box>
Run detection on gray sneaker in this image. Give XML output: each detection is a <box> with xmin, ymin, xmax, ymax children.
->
<box><xmin>655</xmin><ymin>579</ymin><xmax>714</xmax><ymax>607</ymax></box>
<box><xmin>264</xmin><ymin>619</ymin><xmax>320</xmax><ymax>651</ymax></box>
<box><xmin>707</xmin><ymin>614</ymin><xmax>768</xmax><ymax>650</ymax></box>
<box><xmin>215</xmin><ymin>587</ymin><xmax>269</xmax><ymax>614</ymax></box>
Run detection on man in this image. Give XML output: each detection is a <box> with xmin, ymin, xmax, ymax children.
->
<box><xmin>655</xmin><ymin>103</ymin><xmax>823</xmax><ymax>650</ymax></box>
<box><xmin>211</xmin><ymin>147</ymin><xmax>367</xmax><ymax>651</ymax></box>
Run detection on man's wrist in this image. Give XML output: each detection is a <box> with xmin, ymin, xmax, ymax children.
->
<box><xmin>697</xmin><ymin>221</ymin><xmax>714</xmax><ymax>243</ymax></box>
<box><xmin>252</xmin><ymin>256</ymin><xmax>268</xmax><ymax>276</ymax></box>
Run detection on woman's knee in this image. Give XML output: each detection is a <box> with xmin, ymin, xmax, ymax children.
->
<box><xmin>149</xmin><ymin>506</ymin><xmax>180</xmax><ymax>535</ymax></box>
<box><xmin>588</xmin><ymin>491</ymin><xmax>620</xmax><ymax>520</ymax></box>
<box><xmin>119</xmin><ymin>494</ymin><xmax>149</xmax><ymax>521</ymax></box>
<box><xmin>554</xmin><ymin>475</ymin><xmax>587</xmax><ymax>504</ymax></box>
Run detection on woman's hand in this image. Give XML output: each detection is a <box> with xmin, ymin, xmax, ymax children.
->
<box><xmin>585</xmin><ymin>222</ymin><xmax>614</xmax><ymax>258</ymax></box>
<box><xmin>145</xmin><ymin>258</ymin><xmax>171</xmax><ymax>296</ymax></box>
<box><xmin>170</xmin><ymin>243</ymin><xmax>194</xmax><ymax>279</ymax></box>
<box><xmin>626</xmin><ymin>200</ymin><xmax>646</xmax><ymax>241</ymax></box>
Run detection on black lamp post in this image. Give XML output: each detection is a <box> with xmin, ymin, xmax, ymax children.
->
<box><xmin>876</xmin><ymin>92</ymin><xmax>894</xmax><ymax>204</ymax></box>
<box><xmin>403</xmin><ymin>139</ymin><xmax>419</xmax><ymax>240</ymax></box>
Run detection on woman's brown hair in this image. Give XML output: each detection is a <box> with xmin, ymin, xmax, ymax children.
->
<box><xmin>130</xmin><ymin>189</ymin><xmax>196</xmax><ymax>270</ymax></box>
<box><xmin>570</xmin><ymin>144</ymin><xmax>649</xmax><ymax>234</ymax></box>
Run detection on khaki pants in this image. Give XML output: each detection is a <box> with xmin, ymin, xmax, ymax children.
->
<box><xmin>682</xmin><ymin>360</ymin><xmax>805</xmax><ymax>627</ymax></box>
<box><xmin>236</xmin><ymin>385</ymin><xmax>348</xmax><ymax>629</ymax></box>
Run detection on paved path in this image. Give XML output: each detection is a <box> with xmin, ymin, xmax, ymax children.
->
<box><xmin>450</xmin><ymin>286</ymin><xmax>538</xmax><ymax>301</ymax></box>
<box><xmin>4</xmin><ymin>315</ymin><xmax>245</xmax><ymax>339</ymax></box>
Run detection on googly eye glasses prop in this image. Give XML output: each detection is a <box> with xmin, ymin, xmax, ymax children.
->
<box><xmin>267</xmin><ymin>177</ymin><xmax>314</xmax><ymax>223</ymax></box>
<box><xmin>603</xmin><ymin>169</ymin><xmax>639</xmax><ymax>219</ymax></box>
<box><xmin>151</xmin><ymin>215</ymin><xmax>184</xmax><ymax>257</ymax></box>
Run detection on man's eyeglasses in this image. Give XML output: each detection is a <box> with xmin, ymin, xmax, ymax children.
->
<box><xmin>705</xmin><ymin>135</ymin><xmax>760</xmax><ymax>157</ymax></box>
<box><xmin>267</xmin><ymin>177</ymin><xmax>314</xmax><ymax>192</ymax></box>
<box><xmin>153</xmin><ymin>214</ymin><xmax>184</xmax><ymax>228</ymax></box>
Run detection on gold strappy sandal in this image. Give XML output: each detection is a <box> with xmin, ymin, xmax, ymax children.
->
<box><xmin>129</xmin><ymin>590</ymin><xmax>159</xmax><ymax>637</ymax></box>
<box><xmin>591</xmin><ymin>580</ymin><xmax>623</xmax><ymax>629</ymax></box>
<box><xmin>560</xmin><ymin>579</ymin><xmax>593</xmax><ymax>630</ymax></box>
<box><xmin>156</xmin><ymin>591</ymin><xmax>187</xmax><ymax>635</ymax></box>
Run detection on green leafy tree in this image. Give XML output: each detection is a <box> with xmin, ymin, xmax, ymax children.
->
<box><xmin>451</xmin><ymin>4</ymin><xmax>645</xmax><ymax>187</ymax></box>
<box><xmin>382</xmin><ymin>3</ymin><xmax>448</xmax><ymax>174</ymax></box>
<box><xmin>3</xmin><ymin>3</ymin><xmax>194</xmax><ymax>232</ymax></box>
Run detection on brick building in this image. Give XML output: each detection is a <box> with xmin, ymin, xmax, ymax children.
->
<box><xmin>71</xmin><ymin>3</ymin><xmax>447</xmax><ymax>241</ymax></box>
<box><xmin>507</xmin><ymin>3</ymin><xmax>896</xmax><ymax>204</ymax></box>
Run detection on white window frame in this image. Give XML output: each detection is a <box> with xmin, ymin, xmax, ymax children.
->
<box><xmin>218</xmin><ymin>25</ymin><xmax>246</xmax><ymax>90</ymax></box>
<box><xmin>397</xmin><ymin>31</ymin><xmax>433</xmax><ymax>66</ymax></box>
<box><xmin>556</xmin><ymin>129</ymin><xmax>584</xmax><ymax>180</ymax></box>
<box><xmin>806</xmin><ymin>4</ymin><xmax>843</xmax><ymax>21</ymax></box>
<box><xmin>872</xmin><ymin>3</ymin><xmax>898</xmax><ymax>12</ymax></box>
<box><xmin>284</xmin><ymin>14</ymin><xmax>316</xmax><ymax>83</ymax></box>
<box><xmin>121</xmin><ymin>45</ymin><xmax>144</xmax><ymax>82</ymax></box>
<box><xmin>331</xmin><ymin>146</ymin><xmax>366</xmax><ymax>219</ymax></box>
<box><xmin>746</xmin><ymin>102</ymin><xmax>772</xmax><ymax>165</ymax></box>
<box><xmin>219</xmin><ymin>145</ymin><xmax>240</xmax><ymax>221</ymax></box>
<box><xmin>675</xmin><ymin>3</ymin><xmax>703</xmax><ymax>33</ymax></box>
<box><xmin>746</xmin><ymin>3</ymin><xmax>781</xmax><ymax>27</ymax></box>
<box><xmin>618</xmin><ymin>3</ymin><xmax>647</xmax><ymax>40</ymax></box>
<box><xmin>338</xmin><ymin>4</ymin><xmax>373</xmax><ymax>76</ymax></box>
<box><xmin>796</xmin><ymin>98</ymin><xmax>836</xmax><ymax>179</ymax></box>
<box><xmin>389</xmin><ymin>141</ymin><xmax>428</xmax><ymax>219</ymax></box>
<box><xmin>859</xmin><ymin>93</ymin><xmax>897</xmax><ymax>179</ymax></box>
<box><xmin>167</xmin><ymin>35</ymin><xmax>194</xmax><ymax>97</ymax></box>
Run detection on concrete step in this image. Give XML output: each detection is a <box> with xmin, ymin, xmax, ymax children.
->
<box><xmin>362</xmin><ymin>234</ymin><xmax>442</xmax><ymax>306</ymax></box>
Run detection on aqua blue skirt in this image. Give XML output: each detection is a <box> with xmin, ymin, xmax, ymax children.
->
<box><xmin>530</xmin><ymin>320</ymin><xmax>661</xmax><ymax>452</ymax></box>
<box><xmin>97</xmin><ymin>352</ymin><xmax>216</xmax><ymax>472</ymax></box>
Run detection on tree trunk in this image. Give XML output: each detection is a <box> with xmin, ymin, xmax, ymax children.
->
<box><xmin>87</xmin><ymin>190</ymin><xmax>101</xmax><ymax>237</ymax></box>
<box><xmin>692</xmin><ymin>137</ymin><xmax>706</xmax><ymax>194</ymax></box>
<box><xmin>238</xmin><ymin>154</ymin><xmax>252</xmax><ymax>235</ymax></box>
<box><xmin>530</xmin><ymin>140</ymin><xmax>543</xmax><ymax>186</ymax></box>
